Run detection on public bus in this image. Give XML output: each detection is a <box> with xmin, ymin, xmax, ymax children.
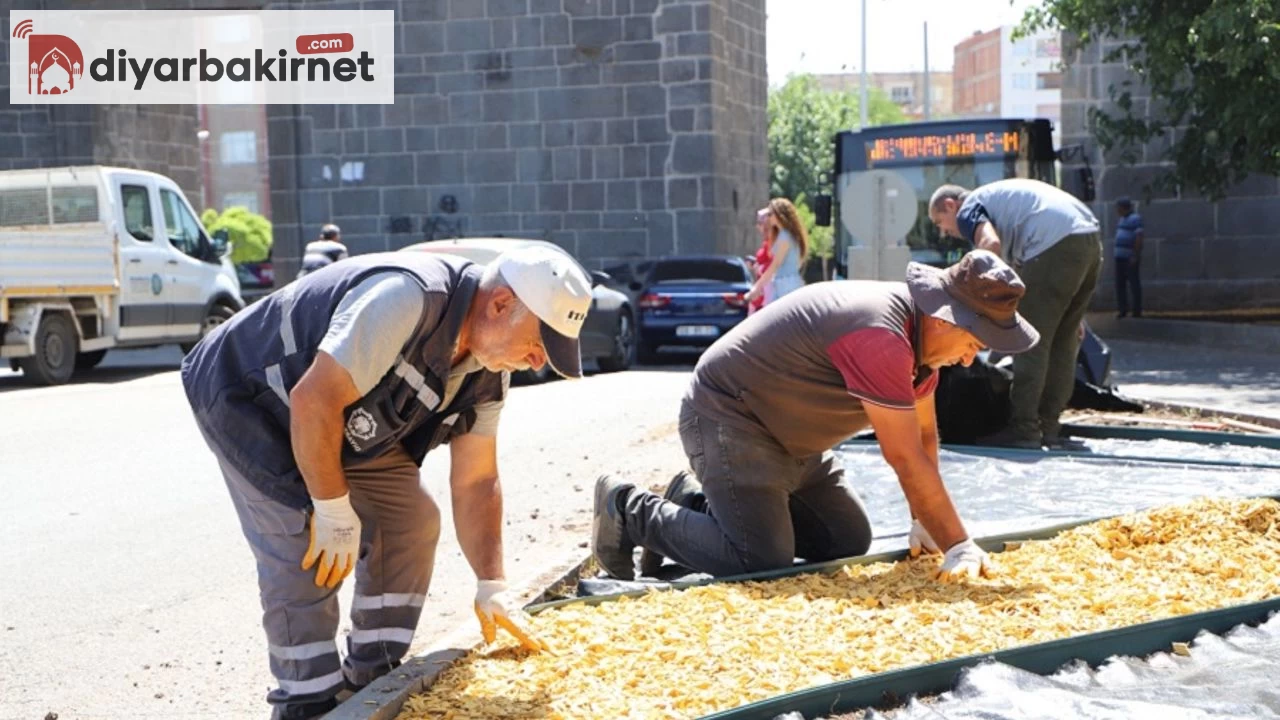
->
<box><xmin>822</xmin><ymin>118</ymin><xmax>1059</xmax><ymax>277</ymax></box>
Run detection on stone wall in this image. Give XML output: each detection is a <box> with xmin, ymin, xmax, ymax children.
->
<box><xmin>1059</xmin><ymin>33</ymin><xmax>1280</xmax><ymax>312</ymax></box>
<box><xmin>265</xmin><ymin>0</ymin><xmax>768</xmax><ymax>279</ymax></box>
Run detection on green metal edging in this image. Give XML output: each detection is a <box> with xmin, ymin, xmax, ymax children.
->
<box><xmin>1062</xmin><ymin>422</ymin><xmax>1280</xmax><ymax>450</ymax></box>
<box><xmin>697</xmin><ymin>597</ymin><xmax>1280</xmax><ymax>720</ymax></box>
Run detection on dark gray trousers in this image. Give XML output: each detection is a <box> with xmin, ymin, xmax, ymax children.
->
<box><xmin>204</xmin><ymin>435</ymin><xmax>440</xmax><ymax>716</ymax></box>
<box><xmin>623</xmin><ymin>401</ymin><xmax>873</xmax><ymax>576</ymax></box>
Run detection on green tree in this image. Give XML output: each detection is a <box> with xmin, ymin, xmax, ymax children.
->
<box><xmin>200</xmin><ymin>206</ymin><xmax>273</xmax><ymax>265</ymax></box>
<box><xmin>1020</xmin><ymin>0</ymin><xmax>1280</xmax><ymax>199</ymax></box>
<box><xmin>768</xmin><ymin>74</ymin><xmax>906</xmax><ymax>257</ymax></box>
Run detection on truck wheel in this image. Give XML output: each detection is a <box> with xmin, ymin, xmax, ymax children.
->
<box><xmin>75</xmin><ymin>349</ymin><xmax>109</xmax><ymax>370</ymax></box>
<box><xmin>20</xmin><ymin>313</ymin><xmax>78</xmax><ymax>386</ymax></box>
<box><xmin>181</xmin><ymin>303</ymin><xmax>237</xmax><ymax>354</ymax></box>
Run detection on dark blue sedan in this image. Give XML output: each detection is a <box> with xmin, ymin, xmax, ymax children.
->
<box><xmin>635</xmin><ymin>255</ymin><xmax>752</xmax><ymax>363</ymax></box>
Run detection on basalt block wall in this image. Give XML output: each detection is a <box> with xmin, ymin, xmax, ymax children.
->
<box><xmin>1058</xmin><ymin>32</ymin><xmax>1280</xmax><ymax>313</ymax></box>
<box><xmin>264</xmin><ymin>0</ymin><xmax>769</xmax><ymax>280</ymax></box>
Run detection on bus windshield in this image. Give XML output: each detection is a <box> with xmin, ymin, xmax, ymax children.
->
<box><xmin>832</xmin><ymin>118</ymin><xmax>1056</xmax><ymax>272</ymax></box>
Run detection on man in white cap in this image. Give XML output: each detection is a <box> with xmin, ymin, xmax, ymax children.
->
<box><xmin>594</xmin><ymin>250</ymin><xmax>1039</xmax><ymax>583</ymax></box>
<box><xmin>182</xmin><ymin>246</ymin><xmax>592</xmax><ymax>720</ymax></box>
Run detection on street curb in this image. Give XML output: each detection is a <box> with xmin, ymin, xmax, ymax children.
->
<box><xmin>1139</xmin><ymin>399</ymin><xmax>1280</xmax><ymax>431</ymax></box>
<box><xmin>326</xmin><ymin>549</ymin><xmax>593</xmax><ymax>720</ymax></box>
<box><xmin>1087</xmin><ymin>312</ymin><xmax>1280</xmax><ymax>353</ymax></box>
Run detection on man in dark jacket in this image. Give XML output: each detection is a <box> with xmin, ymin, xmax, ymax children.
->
<box><xmin>183</xmin><ymin>246</ymin><xmax>592</xmax><ymax>719</ymax></box>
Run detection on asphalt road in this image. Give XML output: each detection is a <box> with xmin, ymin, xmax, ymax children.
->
<box><xmin>3</xmin><ymin>347</ymin><xmax>692</xmax><ymax>720</ymax></box>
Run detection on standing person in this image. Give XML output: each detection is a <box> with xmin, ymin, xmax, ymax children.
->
<box><xmin>748</xmin><ymin>207</ymin><xmax>773</xmax><ymax>315</ymax></box>
<box><xmin>182</xmin><ymin>246</ymin><xmax>592</xmax><ymax>719</ymax></box>
<box><xmin>745</xmin><ymin>198</ymin><xmax>807</xmax><ymax>307</ymax></box>
<box><xmin>1113</xmin><ymin>197</ymin><xmax>1144</xmax><ymax>318</ymax></box>
<box><xmin>928</xmin><ymin>179</ymin><xmax>1102</xmax><ymax>450</ymax></box>
<box><xmin>593</xmin><ymin>250</ymin><xmax>1039</xmax><ymax>581</ymax></box>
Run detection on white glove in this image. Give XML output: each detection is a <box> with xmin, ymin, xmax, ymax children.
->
<box><xmin>937</xmin><ymin>539</ymin><xmax>997</xmax><ymax>582</ymax></box>
<box><xmin>474</xmin><ymin>579</ymin><xmax>549</xmax><ymax>653</ymax></box>
<box><xmin>908</xmin><ymin>519</ymin><xmax>940</xmax><ymax>557</ymax></box>
<box><xmin>301</xmin><ymin>494</ymin><xmax>361</xmax><ymax>589</ymax></box>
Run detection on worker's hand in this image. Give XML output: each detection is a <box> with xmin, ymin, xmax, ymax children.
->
<box><xmin>745</xmin><ymin>285</ymin><xmax>762</xmax><ymax>303</ymax></box>
<box><xmin>937</xmin><ymin>539</ymin><xmax>996</xmax><ymax>582</ymax></box>
<box><xmin>475</xmin><ymin>580</ymin><xmax>549</xmax><ymax>653</ymax></box>
<box><xmin>300</xmin><ymin>494</ymin><xmax>361</xmax><ymax>589</ymax></box>
<box><xmin>908</xmin><ymin>519</ymin><xmax>941</xmax><ymax>557</ymax></box>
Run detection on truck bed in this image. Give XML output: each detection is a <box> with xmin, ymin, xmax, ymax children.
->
<box><xmin>0</xmin><ymin>223</ymin><xmax>119</xmax><ymax>294</ymax></box>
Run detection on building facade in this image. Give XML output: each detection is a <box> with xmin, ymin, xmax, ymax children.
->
<box><xmin>3</xmin><ymin>0</ymin><xmax>769</xmax><ymax>283</ymax></box>
<box><xmin>954</xmin><ymin>25</ymin><xmax>1061</xmax><ymax>141</ymax></box>
<box><xmin>1059</xmin><ymin>33</ymin><xmax>1280</xmax><ymax>312</ymax></box>
<box><xmin>814</xmin><ymin>71</ymin><xmax>953</xmax><ymax>120</ymax></box>
<box><xmin>952</xmin><ymin>28</ymin><xmax>1001</xmax><ymax>117</ymax></box>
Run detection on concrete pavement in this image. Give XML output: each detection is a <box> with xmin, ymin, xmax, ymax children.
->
<box><xmin>3</xmin><ymin>347</ymin><xmax>692</xmax><ymax>720</ymax></box>
<box><xmin>1103</xmin><ymin>337</ymin><xmax>1280</xmax><ymax>422</ymax></box>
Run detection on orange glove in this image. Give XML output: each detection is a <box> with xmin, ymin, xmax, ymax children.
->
<box><xmin>300</xmin><ymin>494</ymin><xmax>360</xmax><ymax>589</ymax></box>
<box><xmin>474</xmin><ymin>580</ymin><xmax>549</xmax><ymax>653</ymax></box>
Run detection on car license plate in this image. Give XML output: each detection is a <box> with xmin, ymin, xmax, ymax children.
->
<box><xmin>676</xmin><ymin>325</ymin><xmax>719</xmax><ymax>338</ymax></box>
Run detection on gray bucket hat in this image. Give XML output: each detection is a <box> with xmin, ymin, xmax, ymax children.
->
<box><xmin>906</xmin><ymin>249</ymin><xmax>1040</xmax><ymax>354</ymax></box>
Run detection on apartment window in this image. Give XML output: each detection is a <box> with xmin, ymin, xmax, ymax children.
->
<box><xmin>1013</xmin><ymin>39</ymin><xmax>1032</xmax><ymax>58</ymax></box>
<box><xmin>1013</xmin><ymin>73</ymin><xmax>1033</xmax><ymax>90</ymax></box>
<box><xmin>1035</xmin><ymin>37</ymin><xmax>1061</xmax><ymax>58</ymax></box>
<box><xmin>222</xmin><ymin>191</ymin><xmax>259</xmax><ymax>214</ymax></box>
<box><xmin>890</xmin><ymin>85</ymin><xmax>913</xmax><ymax>103</ymax></box>
<box><xmin>219</xmin><ymin>130</ymin><xmax>256</xmax><ymax>165</ymax></box>
<box><xmin>1036</xmin><ymin>72</ymin><xmax>1063</xmax><ymax>90</ymax></box>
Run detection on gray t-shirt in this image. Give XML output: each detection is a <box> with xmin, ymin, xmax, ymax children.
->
<box><xmin>687</xmin><ymin>281</ymin><xmax>937</xmax><ymax>458</ymax></box>
<box><xmin>957</xmin><ymin>179</ymin><xmax>1100</xmax><ymax>265</ymax></box>
<box><xmin>318</xmin><ymin>272</ymin><xmax>503</xmax><ymax>436</ymax></box>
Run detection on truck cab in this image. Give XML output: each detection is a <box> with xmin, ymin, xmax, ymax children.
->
<box><xmin>0</xmin><ymin>166</ymin><xmax>244</xmax><ymax>385</ymax></box>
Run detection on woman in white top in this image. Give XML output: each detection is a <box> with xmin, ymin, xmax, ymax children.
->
<box><xmin>745</xmin><ymin>197</ymin><xmax>808</xmax><ymax>307</ymax></box>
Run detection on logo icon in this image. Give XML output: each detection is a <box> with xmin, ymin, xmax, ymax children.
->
<box><xmin>14</xmin><ymin>20</ymin><xmax>85</xmax><ymax>96</ymax></box>
<box><xmin>344</xmin><ymin>407</ymin><xmax>378</xmax><ymax>447</ymax></box>
<box><xmin>150</xmin><ymin>273</ymin><xmax>163</xmax><ymax>296</ymax></box>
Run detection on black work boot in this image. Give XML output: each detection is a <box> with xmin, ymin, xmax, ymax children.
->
<box><xmin>592</xmin><ymin>474</ymin><xmax>637</xmax><ymax>580</ymax></box>
<box><xmin>638</xmin><ymin>470</ymin><xmax>704</xmax><ymax>577</ymax></box>
<box><xmin>271</xmin><ymin>698</ymin><xmax>338</xmax><ymax>720</ymax></box>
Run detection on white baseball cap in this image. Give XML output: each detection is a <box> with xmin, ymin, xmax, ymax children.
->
<box><xmin>494</xmin><ymin>246</ymin><xmax>593</xmax><ymax>378</ymax></box>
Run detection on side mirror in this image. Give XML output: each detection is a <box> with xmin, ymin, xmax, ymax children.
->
<box><xmin>1076</xmin><ymin>167</ymin><xmax>1096</xmax><ymax>202</ymax></box>
<box><xmin>589</xmin><ymin>269</ymin><xmax>611</xmax><ymax>287</ymax></box>
<box><xmin>211</xmin><ymin>228</ymin><xmax>230</xmax><ymax>257</ymax></box>
<box><xmin>814</xmin><ymin>194</ymin><xmax>833</xmax><ymax>227</ymax></box>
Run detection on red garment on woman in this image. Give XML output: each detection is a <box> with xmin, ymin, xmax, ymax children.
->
<box><xmin>750</xmin><ymin>239</ymin><xmax>772</xmax><ymax>314</ymax></box>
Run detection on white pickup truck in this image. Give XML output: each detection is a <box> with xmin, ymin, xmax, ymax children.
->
<box><xmin>0</xmin><ymin>166</ymin><xmax>245</xmax><ymax>385</ymax></box>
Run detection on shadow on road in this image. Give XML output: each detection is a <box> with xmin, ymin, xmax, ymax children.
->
<box><xmin>0</xmin><ymin>346</ymin><xmax>184</xmax><ymax>393</ymax></box>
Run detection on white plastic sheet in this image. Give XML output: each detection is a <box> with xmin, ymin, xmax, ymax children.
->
<box><xmin>852</xmin><ymin>612</ymin><xmax>1280</xmax><ymax>720</ymax></box>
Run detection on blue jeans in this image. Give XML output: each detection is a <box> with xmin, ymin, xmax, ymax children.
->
<box><xmin>1114</xmin><ymin>256</ymin><xmax>1142</xmax><ymax>316</ymax></box>
<box><xmin>621</xmin><ymin>401</ymin><xmax>873</xmax><ymax>576</ymax></box>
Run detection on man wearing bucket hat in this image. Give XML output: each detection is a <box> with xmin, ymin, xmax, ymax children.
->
<box><xmin>928</xmin><ymin>179</ymin><xmax>1102</xmax><ymax>449</ymax></box>
<box><xmin>182</xmin><ymin>246</ymin><xmax>590</xmax><ymax>719</ymax></box>
<box><xmin>593</xmin><ymin>249</ymin><xmax>1039</xmax><ymax>583</ymax></box>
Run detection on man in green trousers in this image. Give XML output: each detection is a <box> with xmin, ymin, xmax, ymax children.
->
<box><xmin>928</xmin><ymin>179</ymin><xmax>1102</xmax><ymax>450</ymax></box>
